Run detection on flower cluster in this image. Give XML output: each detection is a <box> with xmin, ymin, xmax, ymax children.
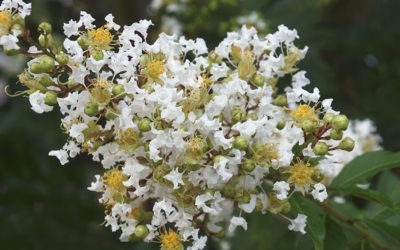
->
<box><xmin>0</xmin><ymin>1</ymin><xmax>382</xmax><ymax>249</ymax></box>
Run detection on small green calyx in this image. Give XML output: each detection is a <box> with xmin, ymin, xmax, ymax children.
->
<box><xmin>273</xmin><ymin>94</ymin><xmax>287</xmax><ymax>107</ymax></box>
<box><xmin>313</xmin><ymin>141</ymin><xmax>329</xmax><ymax>155</ymax></box>
<box><xmin>91</xmin><ymin>49</ymin><xmax>104</xmax><ymax>61</ymax></box>
<box><xmin>56</xmin><ymin>53</ymin><xmax>69</xmax><ymax>65</ymax></box>
<box><xmin>38</xmin><ymin>22</ymin><xmax>52</xmax><ymax>34</ymax></box>
<box><xmin>84</xmin><ymin>102</ymin><xmax>99</xmax><ymax>117</ymax></box>
<box><xmin>138</xmin><ymin>118</ymin><xmax>151</xmax><ymax>132</ymax></box>
<box><xmin>134</xmin><ymin>225</ymin><xmax>149</xmax><ymax>239</ymax></box>
<box><xmin>332</xmin><ymin>114</ymin><xmax>349</xmax><ymax>131</ymax></box>
<box><xmin>44</xmin><ymin>91</ymin><xmax>58</xmax><ymax>105</ymax></box>
<box><xmin>252</xmin><ymin>74</ymin><xmax>265</xmax><ymax>87</ymax></box>
<box><xmin>233</xmin><ymin>136</ymin><xmax>249</xmax><ymax>151</ymax></box>
<box><xmin>231</xmin><ymin>105</ymin><xmax>246</xmax><ymax>124</ymax></box>
<box><xmin>302</xmin><ymin>119</ymin><xmax>316</xmax><ymax>133</ymax></box>
<box><xmin>276</xmin><ymin>120</ymin><xmax>286</xmax><ymax>130</ymax></box>
<box><xmin>112</xmin><ymin>84</ymin><xmax>125</xmax><ymax>97</ymax></box>
<box><xmin>338</xmin><ymin>137</ymin><xmax>355</xmax><ymax>151</ymax></box>
<box><xmin>242</xmin><ymin>159</ymin><xmax>256</xmax><ymax>172</ymax></box>
<box><xmin>323</xmin><ymin>113</ymin><xmax>335</xmax><ymax>124</ymax></box>
<box><xmin>330</xmin><ymin>129</ymin><xmax>343</xmax><ymax>140</ymax></box>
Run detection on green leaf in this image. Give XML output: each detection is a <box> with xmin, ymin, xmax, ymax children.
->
<box><xmin>330</xmin><ymin>151</ymin><xmax>400</xmax><ymax>188</ymax></box>
<box><xmin>324</xmin><ymin>216</ymin><xmax>349</xmax><ymax>250</ymax></box>
<box><xmin>366</xmin><ymin>220</ymin><xmax>400</xmax><ymax>247</ymax></box>
<box><xmin>291</xmin><ymin>195</ymin><xmax>325</xmax><ymax>250</ymax></box>
<box><xmin>339</xmin><ymin>187</ymin><xmax>397</xmax><ymax>211</ymax></box>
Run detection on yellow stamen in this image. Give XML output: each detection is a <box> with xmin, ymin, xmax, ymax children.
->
<box><xmin>287</xmin><ymin>162</ymin><xmax>315</xmax><ymax>185</ymax></box>
<box><xmin>148</xmin><ymin>60</ymin><xmax>165</xmax><ymax>77</ymax></box>
<box><xmin>0</xmin><ymin>9</ymin><xmax>12</xmax><ymax>36</ymax></box>
<box><xmin>290</xmin><ymin>104</ymin><xmax>318</xmax><ymax>121</ymax></box>
<box><xmin>103</xmin><ymin>169</ymin><xmax>127</xmax><ymax>190</ymax></box>
<box><xmin>88</xmin><ymin>27</ymin><xmax>112</xmax><ymax>49</ymax></box>
<box><xmin>160</xmin><ymin>229</ymin><xmax>182</xmax><ymax>250</ymax></box>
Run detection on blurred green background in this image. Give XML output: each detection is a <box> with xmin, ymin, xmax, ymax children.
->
<box><xmin>1</xmin><ymin>0</ymin><xmax>399</xmax><ymax>249</ymax></box>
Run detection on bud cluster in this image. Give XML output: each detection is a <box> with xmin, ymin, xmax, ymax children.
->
<box><xmin>1</xmin><ymin>1</ymin><xmax>378</xmax><ymax>249</ymax></box>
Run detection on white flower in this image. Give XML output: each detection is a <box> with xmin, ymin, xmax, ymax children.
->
<box><xmin>273</xmin><ymin>181</ymin><xmax>290</xmax><ymax>200</ymax></box>
<box><xmin>288</xmin><ymin>214</ymin><xmax>307</xmax><ymax>234</ymax></box>
<box><xmin>311</xmin><ymin>183</ymin><xmax>328</xmax><ymax>202</ymax></box>
<box><xmin>105</xmin><ymin>14</ymin><xmax>120</xmax><ymax>30</ymax></box>
<box><xmin>0</xmin><ymin>34</ymin><xmax>20</xmax><ymax>50</ymax></box>
<box><xmin>88</xmin><ymin>175</ymin><xmax>104</xmax><ymax>192</ymax></box>
<box><xmin>228</xmin><ymin>216</ymin><xmax>247</xmax><ymax>232</ymax></box>
<box><xmin>164</xmin><ymin>168</ymin><xmax>185</xmax><ymax>189</ymax></box>
<box><xmin>48</xmin><ymin>149</ymin><xmax>69</xmax><ymax>165</ymax></box>
<box><xmin>29</xmin><ymin>91</ymin><xmax>53</xmax><ymax>113</ymax></box>
<box><xmin>63</xmin><ymin>20</ymin><xmax>81</xmax><ymax>37</ymax></box>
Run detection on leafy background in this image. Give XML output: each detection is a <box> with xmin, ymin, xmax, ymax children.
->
<box><xmin>0</xmin><ymin>0</ymin><xmax>399</xmax><ymax>249</ymax></box>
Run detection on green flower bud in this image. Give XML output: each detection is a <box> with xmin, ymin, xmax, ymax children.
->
<box><xmin>338</xmin><ymin>137</ymin><xmax>355</xmax><ymax>151</ymax></box>
<box><xmin>247</xmin><ymin>113</ymin><xmax>258</xmax><ymax>121</ymax></box>
<box><xmin>313</xmin><ymin>141</ymin><xmax>329</xmax><ymax>155</ymax></box>
<box><xmin>56</xmin><ymin>53</ymin><xmax>69</xmax><ymax>66</ymax></box>
<box><xmin>242</xmin><ymin>159</ymin><xmax>256</xmax><ymax>172</ymax></box>
<box><xmin>44</xmin><ymin>91</ymin><xmax>58</xmax><ymax>105</ymax></box>
<box><xmin>84</xmin><ymin>103</ymin><xmax>99</xmax><ymax>117</ymax></box>
<box><xmin>10</xmin><ymin>24</ymin><xmax>24</xmax><ymax>37</ymax></box>
<box><xmin>105</xmin><ymin>109</ymin><xmax>118</xmax><ymax>120</ymax></box>
<box><xmin>233</xmin><ymin>136</ymin><xmax>249</xmax><ymax>151</ymax></box>
<box><xmin>330</xmin><ymin>129</ymin><xmax>343</xmax><ymax>140</ymax></box>
<box><xmin>252</xmin><ymin>74</ymin><xmax>265</xmax><ymax>87</ymax></box>
<box><xmin>77</xmin><ymin>36</ymin><xmax>89</xmax><ymax>50</ymax></box>
<box><xmin>112</xmin><ymin>84</ymin><xmax>125</xmax><ymax>96</ymax></box>
<box><xmin>332</xmin><ymin>114</ymin><xmax>349</xmax><ymax>131</ymax></box>
<box><xmin>323</xmin><ymin>113</ymin><xmax>335</xmax><ymax>124</ymax></box>
<box><xmin>38</xmin><ymin>22</ymin><xmax>52</xmax><ymax>34</ymax></box>
<box><xmin>138</xmin><ymin>118</ymin><xmax>151</xmax><ymax>132</ymax></box>
<box><xmin>38</xmin><ymin>34</ymin><xmax>47</xmax><ymax>47</ymax></box>
<box><xmin>38</xmin><ymin>74</ymin><xmax>52</xmax><ymax>87</ymax></box>
<box><xmin>231</xmin><ymin>106</ymin><xmax>246</xmax><ymax>124</ymax></box>
<box><xmin>134</xmin><ymin>225</ymin><xmax>149</xmax><ymax>239</ymax></box>
<box><xmin>234</xmin><ymin>189</ymin><xmax>251</xmax><ymax>203</ymax></box>
<box><xmin>276</xmin><ymin>121</ymin><xmax>286</xmax><ymax>130</ymax></box>
<box><xmin>91</xmin><ymin>49</ymin><xmax>104</xmax><ymax>61</ymax></box>
<box><xmin>302</xmin><ymin>120</ymin><xmax>316</xmax><ymax>133</ymax></box>
<box><xmin>40</xmin><ymin>56</ymin><xmax>55</xmax><ymax>72</ymax></box>
<box><xmin>91</xmin><ymin>87</ymin><xmax>111</xmax><ymax>106</ymax></box>
<box><xmin>30</xmin><ymin>62</ymin><xmax>45</xmax><ymax>74</ymax></box>
<box><xmin>213</xmin><ymin>155</ymin><xmax>223</xmax><ymax>164</ymax></box>
<box><xmin>273</xmin><ymin>94</ymin><xmax>287</xmax><ymax>107</ymax></box>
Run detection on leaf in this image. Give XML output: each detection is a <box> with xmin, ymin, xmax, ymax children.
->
<box><xmin>330</xmin><ymin>151</ymin><xmax>400</xmax><ymax>188</ymax></box>
<box><xmin>324</xmin><ymin>216</ymin><xmax>349</xmax><ymax>250</ymax></box>
<box><xmin>338</xmin><ymin>187</ymin><xmax>397</xmax><ymax>211</ymax></box>
<box><xmin>366</xmin><ymin>220</ymin><xmax>400</xmax><ymax>247</ymax></box>
<box><xmin>291</xmin><ymin>195</ymin><xmax>325</xmax><ymax>250</ymax></box>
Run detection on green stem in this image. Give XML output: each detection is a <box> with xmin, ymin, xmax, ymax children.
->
<box><xmin>321</xmin><ymin>202</ymin><xmax>389</xmax><ymax>250</ymax></box>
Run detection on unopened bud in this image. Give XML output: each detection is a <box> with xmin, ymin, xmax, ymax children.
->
<box><xmin>313</xmin><ymin>141</ymin><xmax>329</xmax><ymax>155</ymax></box>
<box><xmin>231</xmin><ymin>106</ymin><xmax>246</xmax><ymax>124</ymax></box>
<box><xmin>38</xmin><ymin>75</ymin><xmax>52</xmax><ymax>87</ymax></box>
<box><xmin>242</xmin><ymin>159</ymin><xmax>256</xmax><ymax>172</ymax></box>
<box><xmin>323</xmin><ymin>113</ymin><xmax>335</xmax><ymax>124</ymax></box>
<box><xmin>40</xmin><ymin>56</ymin><xmax>55</xmax><ymax>72</ymax></box>
<box><xmin>332</xmin><ymin>114</ymin><xmax>349</xmax><ymax>131</ymax></box>
<box><xmin>273</xmin><ymin>94</ymin><xmax>287</xmax><ymax>107</ymax></box>
<box><xmin>77</xmin><ymin>36</ymin><xmax>89</xmax><ymax>50</ymax></box>
<box><xmin>338</xmin><ymin>137</ymin><xmax>355</xmax><ymax>151</ymax></box>
<box><xmin>44</xmin><ymin>91</ymin><xmax>58</xmax><ymax>105</ymax></box>
<box><xmin>91</xmin><ymin>49</ymin><xmax>104</xmax><ymax>61</ymax></box>
<box><xmin>302</xmin><ymin>120</ymin><xmax>315</xmax><ymax>133</ymax></box>
<box><xmin>134</xmin><ymin>225</ymin><xmax>149</xmax><ymax>239</ymax></box>
<box><xmin>276</xmin><ymin>121</ymin><xmax>286</xmax><ymax>130</ymax></box>
<box><xmin>247</xmin><ymin>113</ymin><xmax>258</xmax><ymax>121</ymax></box>
<box><xmin>138</xmin><ymin>118</ymin><xmax>151</xmax><ymax>132</ymax></box>
<box><xmin>56</xmin><ymin>53</ymin><xmax>69</xmax><ymax>65</ymax></box>
<box><xmin>38</xmin><ymin>34</ymin><xmax>47</xmax><ymax>47</ymax></box>
<box><xmin>330</xmin><ymin>129</ymin><xmax>343</xmax><ymax>140</ymax></box>
<box><xmin>112</xmin><ymin>84</ymin><xmax>125</xmax><ymax>96</ymax></box>
<box><xmin>84</xmin><ymin>103</ymin><xmax>99</xmax><ymax>117</ymax></box>
<box><xmin>252</xmin><ymin>74</ymin><xmax>265</xmax><ymax>87</ymax></box>
<box><xmin>30</xmin><ymin>62</ymin><xmax>45</xmax><ymax>74</ymax></box>
<box><xmin>233</xmin><ymin>136</ymin><xmax>249</xmax><ymax>151</ymax></box>
<box><xmin>38</xmin><ymin>22</ymin><xmax>52</xmax><ymax>34</ymax></box>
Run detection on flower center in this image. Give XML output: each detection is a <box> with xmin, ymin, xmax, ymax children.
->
<box><xmin>103</xmin><ymin>169</ymin><xmax>126</xmax><ymax>190</ymax></box>
<box><xmin>148</xmin><ymin>60</ymin><xmax>165</xmax><ymax>77</ymax></box>
<box><xmin>88</xmin><ymin>27</ymin><xmax>112</xmax><ymax>49</ymax></box>
<box><xmin>290</xmin><ymin>104</ymin><xmax>318</xmax><ymax>121</ymax></box>
<box><xmin>160</xmin><ymin>229</ymin><xmax>182</xmax><ymax>250</ymax></box>
<box><xmin>287</xmin><ymin>162</ymin><xmax>315</xmax><ymax>185</ymax></box>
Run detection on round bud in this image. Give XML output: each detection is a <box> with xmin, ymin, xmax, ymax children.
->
<box><xmin>273</xmin><ymin>94</ymin><xmax>287</xmax><ymax>107</ymax></box>
<box><xmin>242</xmin><ymin>159</ymin><xmax>256</xmax><ymax>172</ymax></box>
<box><xmin>91</xmin><ymin>49</ymin><xmax>104</xmax><ymax>61</ymax></box>
<box><xmin>38</xmin><ymin>22</ymin><xmax>52</xmax><ymax>34</ymax></box>
<box><xmin>323</xmin><ymin>113</ymin><xmax>335</xmax><ymax>124</ymax></box>
<box><xmin>112</xmin><ymin>84</ymin><xmax>125</xmax><ymax>96</ymax></box>
<box><xmin>252</xmin><ymin>74</ymin><xmax>265</xmax><ymax>87</ymax></box>
<box><xmin>302</xmin><ymin>120</ymin><xmax>315</xmax><ymax>133</ymax></box>
<box><xmin>332</xmin><ymin>114</ymin><xmax>349</xmax><ymax>131</ymax></box>
<box><xmin>38</xmin><ymin>34</ymin><xmax>47</xmax><ymax>47</ymax></box>
<box><xmin>276</xmin><ymin>121</ymin><xmax>286</xmax><ymax>130</ymax></box>
<box><xmin>40</xmin><ymin>56</ymin><xmax>55</xmax><ymax>72</ymax></box>
<box><xmin>313</xmin><ymin>141</ymin><xmax>329</xmax><ymax>155</ymax></box>
<box><xmin>138</xmin><ymin>118</ymin><xmax>151</xmax><ymax>132</ymax></box>
<box><xmin>56</xmin><ymin>53</ymin><xmax>69</xmax><ymax>66</ymax></box>
<box><xmin>330</xmin><ymin>129</ymin><xmax>343</xmax><ymax>140</ymax></box>
<box><xmin>105</xmin><ymin>110</ymin><xmax>118</xmax><ymax>120</ymax></box>
<box><xmin>38</xmin><ymin>74</ymin><xmax>52</xmax><ymax>87</ymax></box>
<box><xmin>231</xmin><ymin>106</ymin><xmax>246</xmax><ymax>124</ymax></box>
<box><xmin>30</xmin><ymin>62</ymin><xmax>45</xmax><ymax>74</ymax></box>
<box><xmin>233</xmin><ymin>136</ymin><xmax>249</xmax><ymax>151</ymax></box>
<box><xmin>84</xmin><ymin>103</ymin><xmax>99</xmax><ymax>117</ymax></box>
<box><xmin>247</xmin><ymin>113</ymin><xmax>258</xmax><ymax>121</ymax></box>
<box><xmin>11</xmin><ymin>24</ymin><xmax>24</xmax><ymax>37</ymax></box>
<box><xmin>134</xmin><ymin>225</ymin><xmax>149</xmax><ymax>240</ymax></box>
<box><xmin>338</xmin><ymin>137</ymin><xmax>355</xmax><ymax>151</ymax></box>
<box><xmin>44</xmin><ymin>91</ymin><xmax>58</xmax><ymax>105</ymax></box>
<box><xmin>77</xmin><ymin>36</ymin><xmax>89</xmax><ymax>50</ymax></box>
